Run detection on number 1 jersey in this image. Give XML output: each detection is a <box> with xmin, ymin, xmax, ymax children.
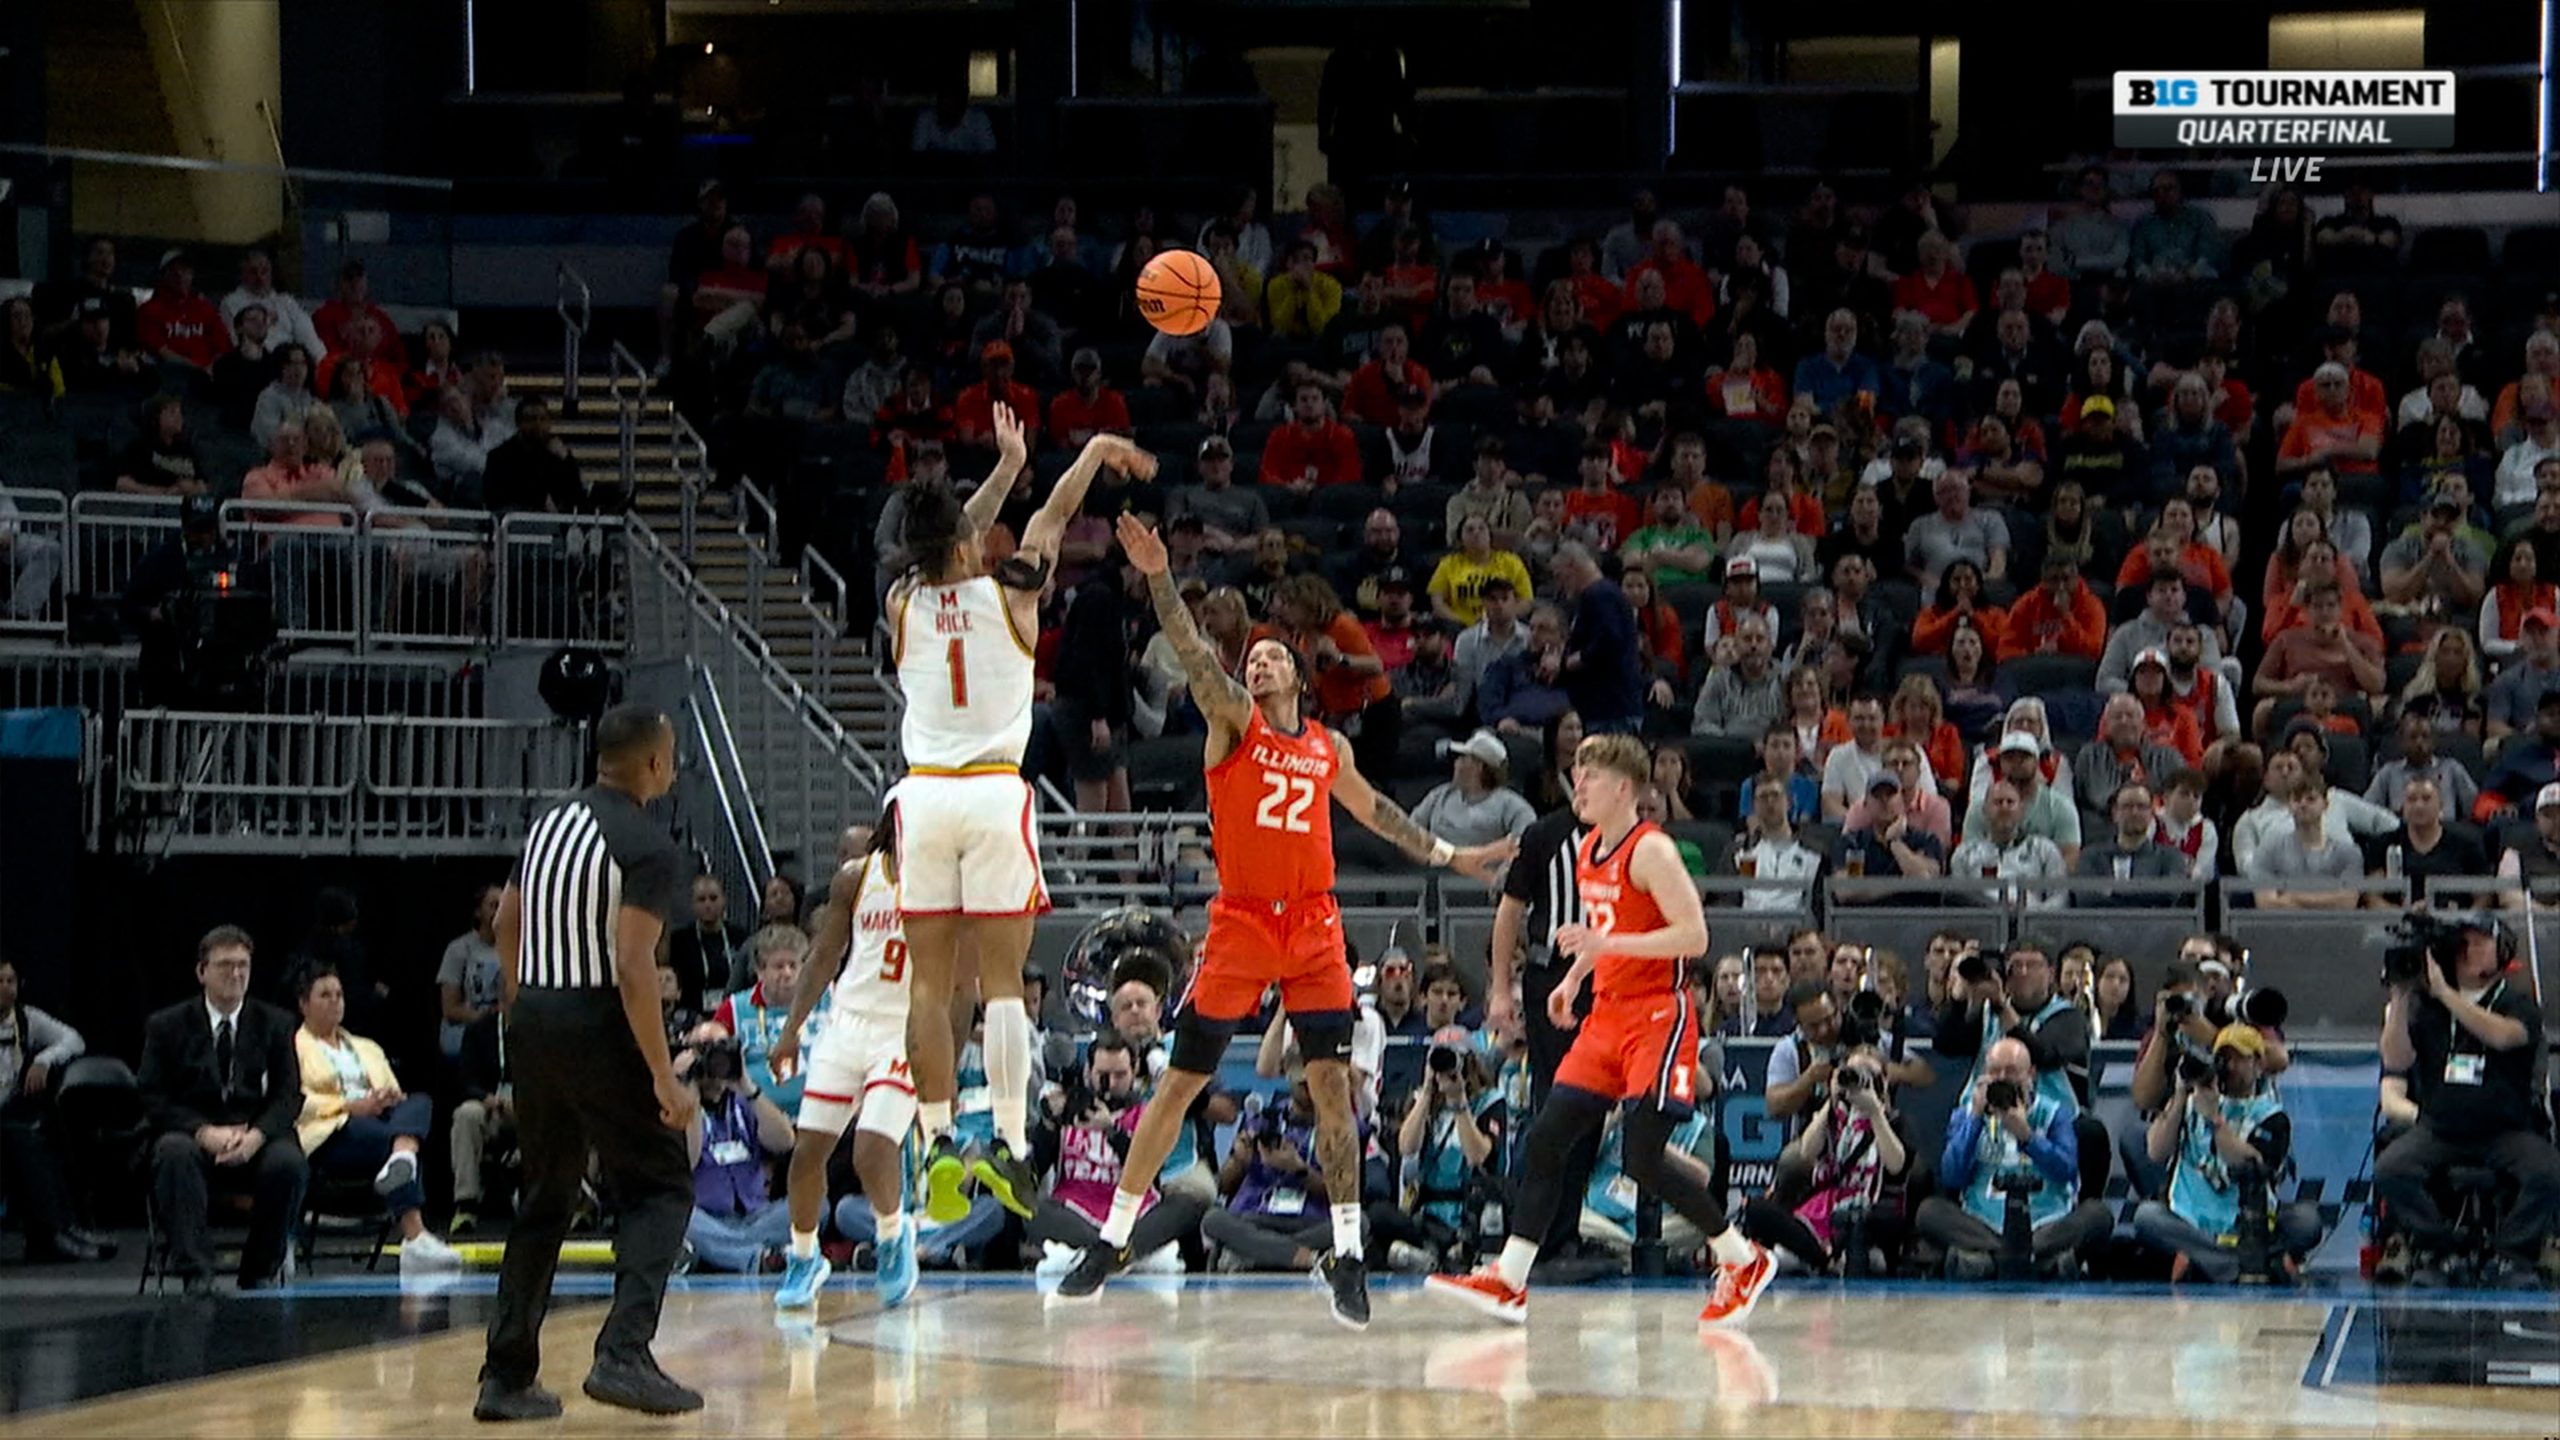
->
<box><xmin>1206</xmin><ymin>707</ymin><xmax>1340</xmax><ymax>902</ymax></box>
<box><xmin>890</xmin><ymin>573</ymin><xmax>1034</xmax><ymax>770</ymax></box>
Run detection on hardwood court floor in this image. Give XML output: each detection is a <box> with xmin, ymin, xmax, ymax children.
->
<box><xmin>0</xmin><ymin>1274</ymin><xmax>2550</xmax><ymax>1438</ymax></box>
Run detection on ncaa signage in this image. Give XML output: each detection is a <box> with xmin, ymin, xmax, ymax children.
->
<box><xmin>2114</xmin><ymin>70</ymin><xmax>2455</xmax><ymax>149</ymax></box>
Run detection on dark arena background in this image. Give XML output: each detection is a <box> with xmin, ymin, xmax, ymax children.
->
<box><xmin>0</xmin><ymin>0</ymin><xmax>2556</xmax><ymax>1434</ymax></box>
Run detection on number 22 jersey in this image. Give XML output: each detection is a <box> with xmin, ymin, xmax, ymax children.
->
<box><xmin>1205</xmin><ymin>707</ymin><xmax>1339</xmax><ymax>903</ymax></box>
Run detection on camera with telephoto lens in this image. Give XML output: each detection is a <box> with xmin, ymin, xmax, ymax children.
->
<box><xmin>2161</xmin><ymin>988</ymin><xmax>2195</xmax><ymax>1021</ymax></box>
<box><xmin>2205</xmin><ymin>987</ymin><xmax>2288</xmax><ymax>1030</ymax></box>
<box><xmin>1955</xmin><ymin>950</ymin><xmax>1998</xmax><ymax>988</ymax></box>
<box><xmin>696</xmin><ymin>1036</ymin><xmax>743</xmax><ymax>1083</ymax></box>
<box><xmin>1834</xmin><ymin>1064</ymin><xmax>1871</xmax><ymax>1096</ymax></box>
<box><xmin>1984</xmin><ymin>1078</ymin><xmax>2023</xmax><ymax>1112</ymax></box>
<box><xmin>1428</xmin><ymin>1041</ymin><xmax>1462</xmax><ymax>1076</ymax></box>
<box><xmin>2176</xmin><ymin>1050</ymin><xmax>2215</xmax><ymax>1089</ymax></box>
<box><xmin>2381</xmin><ymin>911</ymin><xmax>2465</xmax><ymax>989</ymax></box>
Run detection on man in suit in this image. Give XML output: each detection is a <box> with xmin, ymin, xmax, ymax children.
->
<box><xmin>137</xmin><ymin>925</ymin><xmax>308</xmax><ymax>1294</ymax></box>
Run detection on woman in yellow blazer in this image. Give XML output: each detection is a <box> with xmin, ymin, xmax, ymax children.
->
<box><xmin>295</xmin><ymin>964</ymin><xmax>461</xmax><ymax>1274</ymax></box>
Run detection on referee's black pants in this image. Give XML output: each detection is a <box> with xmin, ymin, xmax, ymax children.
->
<box><xmin>1520</xmin><ymin>957</ymin><xmax>1602</xmax><ymax>1255</ymax></box>
<box><xmin>484</xmin><ymin>990</ymin><xmax>693</xmax><ymax>1387</ymax></box>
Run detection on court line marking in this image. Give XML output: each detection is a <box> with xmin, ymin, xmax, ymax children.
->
<box><xmin>2321</xmin><ymin>1304</ymin><xmax>2358</xmax><ymax>1389</ymax></box>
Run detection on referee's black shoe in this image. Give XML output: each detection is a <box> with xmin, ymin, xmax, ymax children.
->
<box><xmin>970</xmin><ymin>1140</ymin><xmax>1041</xmax><ymax>1219</ymax></box>
<box><xmin>472</xmin><ymin>1379</ymin><xmax>563</xmax><ymax>1422</ymax></box>
<box><xmin>583</xmin><ymin>1355</ymin><xmax>704</xmax><ymax>1415</ymax></box>
<box><xmin>1314</xmin><ymin>1252</ymin><xmax>1370</xmax><ymax>1331</ymax></box>
<box><xmin>1054</xmin><ymin>1241</ymin><xmax>1131</xmax><ymax>1301</ymax></box>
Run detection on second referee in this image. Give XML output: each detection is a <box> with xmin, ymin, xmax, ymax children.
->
<box><xmin>476</xmin><ymin>704</ymin><xmax>702</xmax><ymax>1421</ymax></box>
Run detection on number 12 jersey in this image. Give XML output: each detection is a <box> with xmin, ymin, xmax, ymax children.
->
<box><xmin>1205</xmin><ymin>706</ymin><xmax>1339</xmax><ymax>902</ymax></box>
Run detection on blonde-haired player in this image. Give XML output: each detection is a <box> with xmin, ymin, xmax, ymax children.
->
<box><xmin>886</xmin><ymin>407</ymin><xmax>1153</xmax><ymax>1219</ymax></box>
<box><xmin>769</xmin><ymin>808</ymin><xmax>917</xmax><ymax>1309</ymax></box>
<box><xmin>1428</xmin><ymin>733</ymin><xmax>1775</xmax><ymax>1328</ymax></box>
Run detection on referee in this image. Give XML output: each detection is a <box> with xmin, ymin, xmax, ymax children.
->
<box><xmin>1487</xmin><ymin>793</ymin><xmax>1597</xmax><ymax>1259</ymax></box>
<box><xmin>477</xmin><ymin>704</ymin><xmax>702</xmax><ymax>1422</ymax></box>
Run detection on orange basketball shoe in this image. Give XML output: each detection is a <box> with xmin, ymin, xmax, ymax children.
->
<box><xmin>1424</xmin><ymin>1267</ymin><xmax>1529</xmax><ymax>1325</ymax></box>
<box><xmin>1697</xmin><ymin>1242</ymin><xmax>1776</xmax><ymax>1328</ymax></box>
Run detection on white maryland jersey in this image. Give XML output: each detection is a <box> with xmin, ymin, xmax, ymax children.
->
<box><xmin>892</xmin><ymin>574</ymin><xmax>1034</xmax><ymax>769</ymax></box>
<box><xmin>832</xmin><ymin>851</ymin><xmax>913</xmax><ymax>1021</ymax></box>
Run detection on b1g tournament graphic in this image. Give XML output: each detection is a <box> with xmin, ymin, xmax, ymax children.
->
<box><xmin>2114</xmin><ymin>70</ymin><xmax>2456</xmax><ymax>150</ymax></box>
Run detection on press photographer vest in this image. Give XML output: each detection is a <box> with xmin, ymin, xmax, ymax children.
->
<box><xmin>1959</xmin><ymin>1093</ymin><xmax>2071</xmax><ymax>1231</ymax></box>
<box><xmin>2168</xmin><ymin>1090</ymin><xmax>2284</xmax><ymax>1241</ymax></box>
<box><xmin>1974</xmin><ymin>995</ymin><xmax>2079</xmax><ymax>1118</ymax></box>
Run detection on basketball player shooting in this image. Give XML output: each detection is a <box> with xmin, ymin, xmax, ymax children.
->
<box><xmin>888</xmin><ymin>409</ymin><xmax>1154</xmax><ymax>1223</ymax></box>
<box><xmin>1051</xmin><ymin>514</ymin><xmax>1516</xmax><ymax>1328</ymax></box>
<box><xmin>766</xmin><ymin>809</ymin><xmax>917</xmax><ymax>1312</ymax></box>
<box><xmin>1427</xmin><ymin>734</ymin><xmax>1775</xmax><ymax>1329</ymax></box>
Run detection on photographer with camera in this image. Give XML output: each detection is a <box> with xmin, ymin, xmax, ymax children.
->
<box><xmin>124</xmin><ymin>494</ymin><xmax>277</xmax><ymax>709</ymax></box>
<box><xmin>2129</xmin><ymin>938</ymin><xmax>2292</xmax><ymax>1117</ymax></box>
<box><xmin>1766</xmin><ymin>981</ymin><xmax>1932</xmax><ymax>1131</ymax></box>
<box><xmin>680</xmin><ymin>1035</ymin><xmax>797</xmax><ymax>1273</ymax></box>
<box><xmin>1028</xmin><ymin>1033</ymin><xmax>1206</xmax><ymax>1275</ymax></box>
<box><xmin>1387</xmin><ymin>1026</ymin><xmax>1506</xmax><ymax>1272</ymax></box>
<box><xmin>1932</xmin><ymin>938</ymin><xmax>2089</xmax><ymax>1113</ymax></box>
<box><xmin>2133</xmin><ymin>1025</ymin><xmax>2322</xmax><ymax>1282</ymax></box>
<box><xmin>1917</xmin><ymin>1038</ymin><xmax>2111</xmax><ymax>1278</ymax></box>
<box><xmin>2372</xmin><ymin>913</ymin><xmax>2560</xmax><ymax>1287</ymax></box>
<box><xmin>1741</xmin><ymin>1044</ymin><xmax>1913</xmax><ymax>1276</ymax></box>
<box><xmin>1202</xmin><ymin>1071</ymin><xmax>1357</xmax><ymax>1272</ymax></box>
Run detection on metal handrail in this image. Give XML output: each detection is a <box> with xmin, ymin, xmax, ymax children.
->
<box><xmin>671</xmin><ymin>411</ymin><xmax>712</xmax><ymax>561</ymax></box>
<box><xmin>556</xmin><ymin>262</ymin><xmax>591</xmax><ymax>411</ymax></box>
<box><xmin>683</xmin><ymin>682</ymin><xmax>764</xmax><ymax>906</ymax></box>
<box><xmin>606</xmin><ymin>340</ymin><xmax>647</xmax><ymax>497</ymax></box>
<box><xmin>800</xmin><ymin>548</ymin><xmax>849</xmax><ymax>634</ymax></box>
<box><xmin>624</xmin><ymin>515</ymin><xmax>885</xmax><ymax>790</ymax></box>
<box><xmin>696</xmin><ymin>653</ymin><xmax>773</xmax><ymax>876</ymax></box>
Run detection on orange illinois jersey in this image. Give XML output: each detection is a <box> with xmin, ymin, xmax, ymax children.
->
<box><xmin>1205</xmin><ymin>707</ymin><xmax>1340</xmax><ymax>903</ymax></box>
<box><xmin>1575</xmin><ymin>821</ymin><xmax>1686</xmax><ymax>1000</ymax></box>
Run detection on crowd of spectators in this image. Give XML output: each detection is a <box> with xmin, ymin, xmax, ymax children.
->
<box><xmin>652</xmin><ymin>171</ymin><xmax>2560</xmax><ymax>920</ymax></box>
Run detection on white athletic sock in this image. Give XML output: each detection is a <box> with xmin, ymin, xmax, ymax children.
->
<box><xmin>920</xmin><ymin>1101</ymin><xmax>954</xmax><ymax>1142</ymax></box>
<box><xmin>1493</xmin><ymin>1236</ymin><xmax>1540</xmax><ymax>1289</ymax></box>
<box><xmin>1097</xmin><ymin>1188</ymin><xmax>1143</xmax><ymax>1248</ymax></box>
<box><xmin>874</xmin><ymin>1208</ymin><xmax>907</xmax><ymax>1243</ymax></box>
<box><xmin>983</xmin><ymin>998</ymin><xmax>1033</xmax><ymax>1152</ymax></box>
<box><xmin>789</xmin><ymin>1228</ymin><xmax>819</xmax><ymax>1260</ymax></box>
<box><xmin>1330</xmin><ymin>1203</ymin><xmax>1364</xmax><ymax>1262</ymax></box>
<box><xmin>1707</xmin><ymin>1227</ymin><xmax>1755</xmax><ymax>1268</ymax></box>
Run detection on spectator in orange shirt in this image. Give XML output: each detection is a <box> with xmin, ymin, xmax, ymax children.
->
<box><xmin>2014</xmin><ymin>229</ymin><xmax>2073</xmax><ymax>328</ymax></box>
<box><xmin>1739</xmin><ymin>448</ymin><xmax>1825</xmax><ymax>537</ymax></box>
<box><xmin>1911</xmin><ymin>558</ymin><xmax>2007</xmax><ymax>657</ymax></box>
<box><xmin>2263</xmin><ymin>532</ymin><xmax>2381</xmax><ymax>648</ymax></box>
<box><xmin>2490</xmin><ymin>331</ymin><xmax>2560</xmax><ymax>439</ymax></box>
<box><xmin>952</xmin><ymin>341</ymin><xmax>1043</xmax><ymax>451</ymax></box>
<box><xmin>1623</xmin><ymin>221</ymin><xmax>1715</xmax><ymax>328</ymax></box>
<box><xmin>2125</xmin><ymin>648</ymin><xmax>2207</xmax><ymax>767</ymax></box>
<box><xmin>1706</xmin><ymin>331</ymin><xmax>1788</xmax><ymax>428</ymax></box>
<box><xmin>2277</xmin><ymin>363</ymin><xmax>2385</xmax><ymax>482</ymax></box>
<box><xmin>766</xmin><ymin>193</ymin><xmax>849</xmax><ymax>272</ymax></box>
<box><xmin>1560</xmin><ymin>238</ymin><xmax>1623</xmax><ymax>332</ymax></box>
<box><xmin>310</xmin><ymin>260</ymin><xmax>408</xmax><ymax>371</ymax></box>
<box><xmin>1262</xmin><ymin>380</ymin><xmax>1364</xmax><ymax>494</ymax></box>
<box><xmin>1342</xmin><ymin>326</ymin><xmax>1432</xmax><ymax>426</ymax></box>
<box><xmin>1890</xmin><ymin>231</ymin><xmax>1978</xmax><ymax>338</ymax></box>
<box><xmin>1047</xmin><ymin>348</ymin><xmax>1131</xmax><ymax>448</ymax></box>
<box><xmin>2001</xmin><ymin>555</ymin><xmax>2107</xmax><ymax>662</ymax></box>
<box><xmin>136</xmin><ymin>249</ymin><xmax>229</xmax><ymax>372</ymax></box>
<box><xmin>2114</xmin><ymin>498</ymin><xmax>2234</xmax><ymax>610</ymax></box>
<box><xmin>1887</xmin><ymin>673</ymin><xmax>1967</xmax><ymax>788</ymax></box>
<box><xmin>1563</xmin><ymin>441</ymin><xmax>1643</xmax><ymax>552</ymax></box>
<box><xmin>1667</xmin><ymin>432</ymin><xmax>1735</xmax><ymax>546</ymax></box>
<box><xmin>2287</xmin><ymin>326</ymin><xmax>2389</xmax><ymax>429</ymax></box>
<box><xmin>1378</xmin><ymin>226</ymin><xmax>1441</xmax><ymax>333</ymax></box>
<box><xmin>318</xmin><ymin>314</ymin><xmax>409</xmax><ymax>418</ymax></box>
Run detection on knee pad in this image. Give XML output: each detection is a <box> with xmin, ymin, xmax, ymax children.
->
<box><xmin>1286</xmin><ymin>1010</ymin><xmax>1354</xmax><ymax>1067</ymax></box>
<box><xmin>1169</xmin><ymin>1009</ymin><xmax>1237</xmax><ymax>1076</ymax></box>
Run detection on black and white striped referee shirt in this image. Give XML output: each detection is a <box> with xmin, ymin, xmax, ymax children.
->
<box><xmin>1502</xmin><ymin>808</ymin><xmax>1589</xmax><ymax>964</ymax></box>
<box><xmin>514</xmin><ymin>784</ymin><xmax>682</xmax><ymax>990</ymax></box>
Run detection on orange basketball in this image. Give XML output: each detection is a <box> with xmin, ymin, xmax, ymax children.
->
<box><xmin>1135</xmin><ymin>248</ymin><xmax>1222</xmax><ymax>336</ymax></box>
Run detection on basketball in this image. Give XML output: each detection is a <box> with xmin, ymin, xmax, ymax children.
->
<box><xmin>1135</xmin><ymin>248</ymin><xmax>1221</xmax><ymax>336</ymax></box>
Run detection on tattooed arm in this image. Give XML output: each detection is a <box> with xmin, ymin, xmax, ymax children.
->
<box><xmin>1116</xmin><ymin>513</ymin><xmax>1250</xmax><ymax>736</ymax></box>
<box><xmin>1326</xmin><ymin>728</ymin><xmax>1517</xmax><ymax>882</ymax></box>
